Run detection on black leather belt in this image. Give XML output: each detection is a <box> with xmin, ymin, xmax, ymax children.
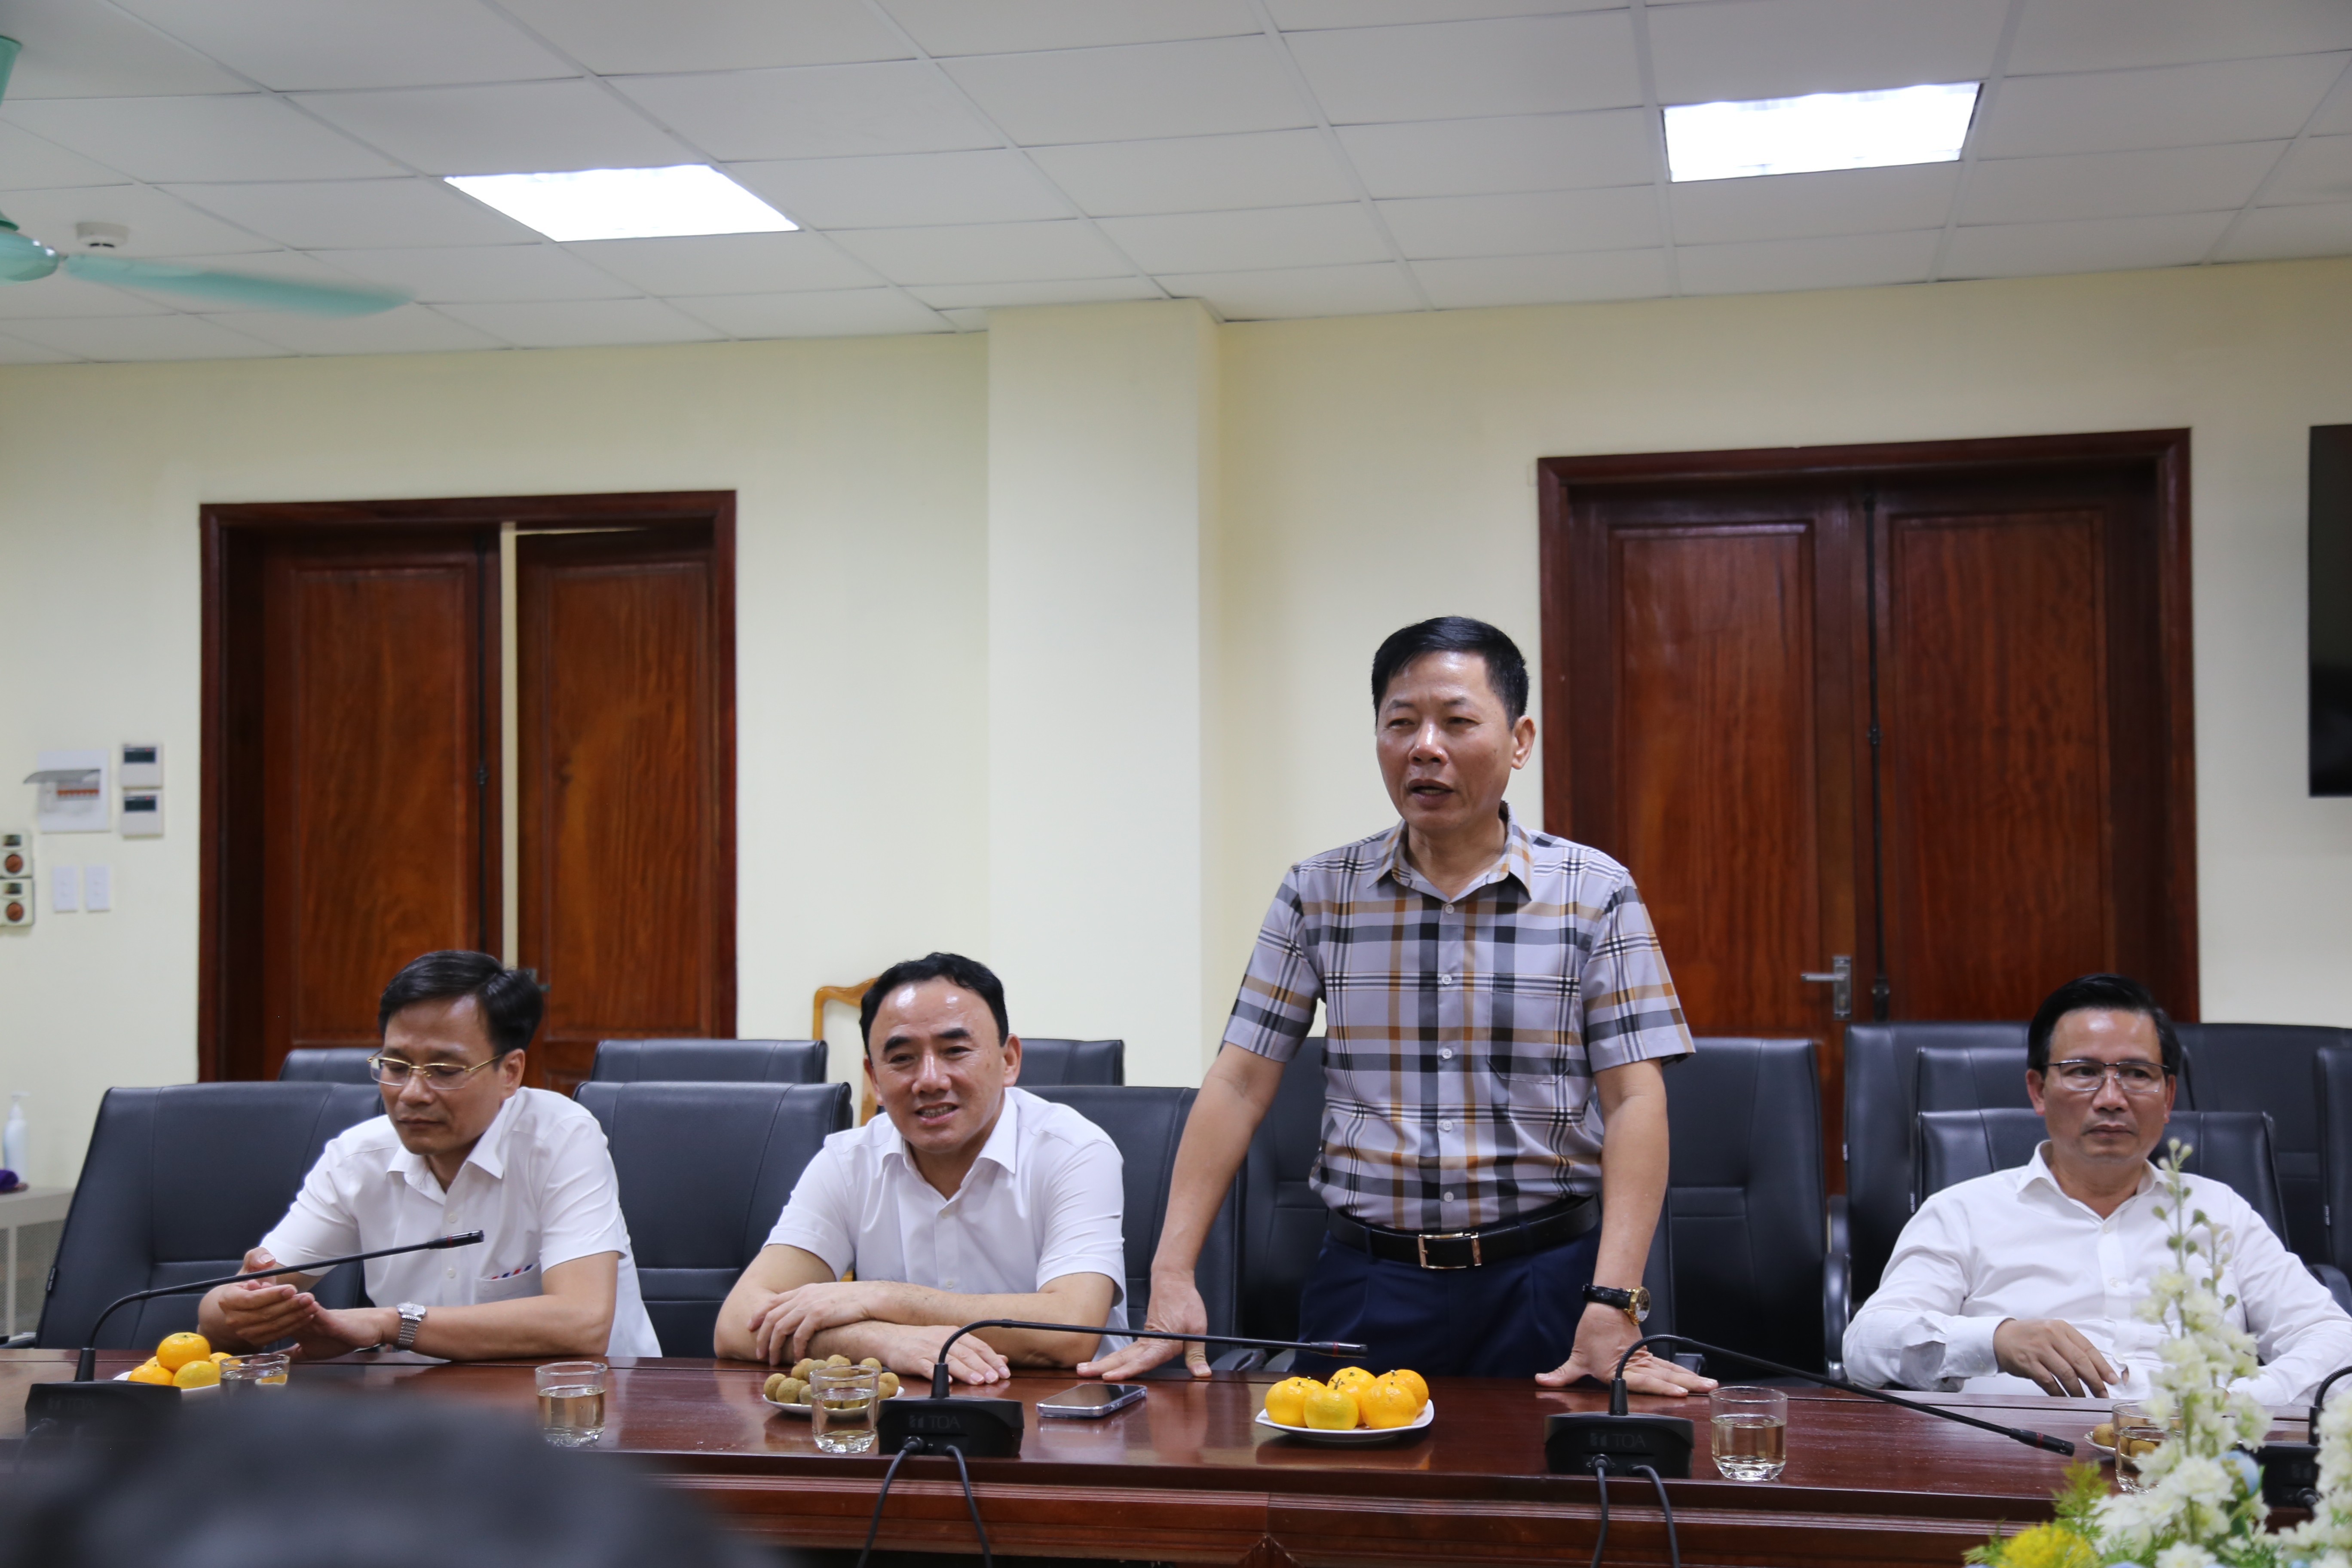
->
<box><xmin>1326</xmin><ymin>1195</ymin><xmax>1599</xmax><ymax>1270</ymax></box>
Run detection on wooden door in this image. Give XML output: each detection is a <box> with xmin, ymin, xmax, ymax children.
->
<box><xmin>516</xmin><ymin>528</ymin><xmax>733</xmax><ymax>1094</ymax></box>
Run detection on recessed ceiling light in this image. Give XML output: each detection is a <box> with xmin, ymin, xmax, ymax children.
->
<box><xmin>446</xmin><ymin>165</ymin><xmax>798</xmax><ymax>242</ymax></box>
<box><xmin>1664</xmin><ymin>82</ymin><xmax>1981</xmax><ymax>183</ymax></box>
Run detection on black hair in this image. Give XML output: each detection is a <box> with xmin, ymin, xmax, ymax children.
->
<box><xmin>859</xmin><ymin>952</ymin><xmax>1010</xmax><ymax>1054</ymax></box>
<box><xmin>2027</xmin><ymin>972</ymin><xmax>2182</xmax><ymax>1077</ymax></box>
<box><xmin>0</xmin><ymin>1394</ymin><xmax>763</xmax><ymax>1568</ymax></box>
<box><xmin>377</xmin><ymin>950</ymin><xmax>542</xmax><ymax>1057</ymax></box>
<box><xmin>1370</xmin><ymin>616</ymin><xmax>1529</xmax><ymax>723</ymax></box>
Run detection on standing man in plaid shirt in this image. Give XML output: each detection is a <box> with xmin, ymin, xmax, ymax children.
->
<box><xmin>1081</xmin><ymin>617</ymin><xmax>1713</xmax><ymax>1393</ymax></box>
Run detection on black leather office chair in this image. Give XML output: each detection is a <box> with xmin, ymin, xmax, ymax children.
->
<box><xmin>2178</xmin><ymin>1023</ymin><xmax>2352</xmax><ymax>1265</ymax></box>
<box><xmin>1234</xmin><ymin>1040</ymin><xmax>1676</xmax><ymax>1357</ymax></box>
<box><xmin>1667</xmin><ymin>1038</ymin><xmax>1840</xmax><ymax>1375</ymax></box>
<box><xmin>1027</xmin><ymin>1086</ymin><xmax>1236</xmax><ymax>1360</ymax></box>
<box><xmin>573</xmin><ymin>1081</ymin><xmax>851</xmax><ymax>1356</ymax></box>
<box><xmin>1844</xmin><ymin>1021</ymin><xmax>2028</xmax><ymax>1303</ymax></box>
<box><xmin>1915</xmin><ymin>1040</ymin><xmax>2200</xmax><ymax>1115</ymax></box>
<box><xmin>1015</xmin><ymin>1039</ymin><xmax>1125</xmax><ymax>1087</ymax></box>
<box><xmin>588</xmin><ymin>1038</ymin><xmax>828</xmax><ymax>1084</ymax></box>
<box><xmin>37</xmin><ymin>1083</ymin><xmax>384</xmax><ymax>1348</ymax></box>
<box><xmin>276</xmin><ymin>1048</ymin><xmax>377</xmax><ymax>1085</ymax></box>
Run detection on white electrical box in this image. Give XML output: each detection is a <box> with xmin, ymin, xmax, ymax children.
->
<box><xmin>1</xmin><ymin>879</ymin><xmax>30</xmax><ymax>927</ymax></box>
<box><xmin>0</xmin><ymin>831</ymin><xmax>27</xmax><ymax>878</ymax></box>
<box><xmin>119</xmin><ymin>744</ymin><xmax>163</xmax><ymax>789</ymax></box>
<box><xmin>120</xmin><ymin>791</ymin><xmax>163</xmax><ymax>838</ymax></box>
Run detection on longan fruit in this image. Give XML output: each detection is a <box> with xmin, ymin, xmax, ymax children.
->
<box><xmin>859</xmin><ymin>1357</ymin><xmax>882</xmax><ymax>1372</ymax></box>
<box><xmin>826</xmin><ymin>1354</ymin><xmax>851</xmax><ymax>1367</ymax></box>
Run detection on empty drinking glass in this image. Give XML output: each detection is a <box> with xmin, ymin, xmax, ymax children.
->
<box><xmin>218</xmin><ymin>1351</ymin><xmax>290</xmax><ymax>1393</ymax></box>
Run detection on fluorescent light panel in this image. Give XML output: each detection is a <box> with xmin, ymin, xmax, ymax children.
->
<box><xmin>447</xmin><ymin>165</ymin><xmax>796</xmax><ymax>242</ymax></box>
<box><xmin>1665</xmin><ymin>82</ymin><xmax>1980</xmax><ymax>183</ymax></box>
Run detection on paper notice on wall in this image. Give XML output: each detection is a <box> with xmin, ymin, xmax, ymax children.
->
<box><xmin>25</xmin><ymin>749</ymin><xmax>108</xmax><ymax>833</ymax></box>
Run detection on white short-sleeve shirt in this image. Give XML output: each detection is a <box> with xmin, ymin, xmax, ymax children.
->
<box><xmin>766</xmin><ymin>1086</ymin><xmax>1128</xmax><ymax>1344</ymax></box>
<box><xmin>262</xmin><ymin>1087</ymin><xmax>661</xmax><ymax>1359</ymax></box>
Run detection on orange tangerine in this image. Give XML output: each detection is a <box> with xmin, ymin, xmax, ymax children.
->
<box><xmin>126</xmin><ymin>1359</ymin><xmax>174</xmax><ymax>1386</ymax></box>
<box><xmin>172</xmin><ymin>1357</ymin><xmax>221</xmax><ymax>1389</ymax></box>
<box><xmin>155</xmin><ymin>1332</ymin><xmax>211</xmax><ymax>1372</ymax></box>
<box><xmin>1303</xmin><ymin>1383</ymin><xmax>1360</xmax><ymax>1430</ymax></box>
<box><xmin>1327</xmin><ymin>1366</ymin><xmax>1378</xmax><ymax>1396</ymax></box>
<box><xmin>1360</xmin><ymin>1378</ymin><xmax>1420</xmax><ymax>1429</ymax></box>
<box><xmin>1262</xmin><ymin>1376</ymin><xmax>1320</xmax><ymax>1428</ymax></box>
<box><xmin>1386</xmin><ymin>1368</ymin><xmax>1429</xmax><ymax>1411</ymax></box>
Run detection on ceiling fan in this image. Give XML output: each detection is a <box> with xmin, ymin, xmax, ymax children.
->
<box><xmin>0</xmin><ymin>35</ymin><xmax>408</xmax><ymax>317</ymax></box>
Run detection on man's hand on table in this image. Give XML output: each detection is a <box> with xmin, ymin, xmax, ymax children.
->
<box><xmin>292</xmin><ymin>1305</ymin><xmax>398</xmax><ymax>1361</ymax></box>
<box><xmin>860</xmin><ymin>1323</ymin><xmax>1010</xmax><ymax>1384</ymax></box>
<box><xmin>1077</xmin><ymin>1268</ymin><xmax>1209</xmax><ymax>1380</ymax></box>
<box><xmin>1994</xmin><ymin>1317</ymin><xmax>2119</xmax><ymax>1398</ymax></box>
<box><xmin>1535</xmin><ymin>1300</ymin><xmax>1717</xmax><ymax>1397</ymax></box>
<box><xmin>750</xmin><ymin>1280</ymin><xmax>894</xmax><ymax>1366</ymax></box>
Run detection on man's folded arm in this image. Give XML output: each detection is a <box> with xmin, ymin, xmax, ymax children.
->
<box><xmin>1843</xmin><ymin>1201</ymin><xmax>1992</xmax><ymax>1390</ymax></box>
<box><xmin>821</xmin><ymin>1272</ymin><xmax>1119</xmax><ymax>1368</ymax></box>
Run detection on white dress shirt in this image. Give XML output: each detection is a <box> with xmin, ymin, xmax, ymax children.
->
<box><xmin>262</xmin><ymin>1087</ymin><xmax>661</xmax><ymax>1358</ymax></box>
<box><xmin>1846</xmin><ymin>1143</ymin><xmax>2352</xmax><ymax>1406</ymax></box>
<box><xmin>766</xmin><ymin>1086</ymin><xmax>1129</xmax><ymax>1348</ymax></box>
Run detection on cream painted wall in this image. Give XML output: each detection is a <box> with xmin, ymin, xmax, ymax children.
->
<box><xmin>0</xmin><ymin>334</ymin><xmax>989</xmax><ymax>1187</ymax></box>
<box><xmin>1211</xmin><ymin>256</ymin><xmax>2352</xmax><ymax>1044</ymax></box>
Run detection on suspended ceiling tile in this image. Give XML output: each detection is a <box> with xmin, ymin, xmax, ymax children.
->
<box><xmin>560</xmin><ymin>231</ymin><xmax>882</xmax><ymax>294</ymax></box>
<box><xmin>2264</xmin><ymin>134</ymin><xmax>2352</xmax><ymax>206</ymax></box>
<box><xmin>942</xmin><ymin>37</ymin><xmax>1310</xmax><ymax>145</ymax></box>
<box><xmin>882</xmin><ymin>0</ymin><xmax>1262</xmax><ymax>56</ymax></box>
<box><xmin>0</xmin><ymin>272</ymin><xmax>172</xmax><ymax>318</ymax></box>
<box><xmin>0</xmin><ymin>183</ymin><xmax>278</xmax><ymax>254</ymax></box>
<box><xmin>2322</xmin><ymin>86</ymin><xmax>2352</xmax><ymax>136</ymax></box>
<box><xmin>1095</xmin><ymin>203</ymin><xmax>1388</xmax><ymax>273</ymax></box>
<box><xmin>612</xmin><ymin>62</ymin><xmax>1001</xmax><ymax>160</ymax></box>
<box><xmin>1940</xmin><ymin>210</ymin><xmax>2232</xmax><ymax>278</ymax></box>
<box><xmin>293</xmin><ymin>81</ymin><xmax>700</xmax><ymax>177</ymax></box>
<box><xmin>2216</xmin><ymin>200</ymin><xmax>2352</xmax><ymax>261</ymax></box>
<box><xmin>5</xmin><ymin>95</ymin><xmax>402</xmax><ymax>183</ymax></box>
<box><xmin>1961</xmin><ymin>141</ymin><xmax>2285</xmax><ymax>224</ymax></box>
<box><xmin>1411</xmin><ymin>246</ymin><xmax>1669</xmax><ymax>307</ymax></box>
<box><xmin>0</xmin><ymin>331</ymin><xmax>81</xmax><ymax>362</ymax></box>
<box><xmin>1158</xmin><ymin>260</ymin><xmax>1423</xmax><ymax>319</ymax></box>
<box><xmin>199</xmin><ymin>303</ymin><xmax>506</xmax><ymax>354</ymax></box>
<box><xmin>497</xmin><ymin>0</ymin><xmax>913</xmax><ymax>73</ymax></box>
<box><xmin>1338</xmin><ymin>110</ymin><xmax>1654</xmax><ymax>197</ymax></box>
<box><xmin>2</xmin><ymin>312</ymin><xmax>282</xmax><ymax>359</ymax></box>
<box><xmin>2009</xmin><ymin>0</ymin><xmax>2352</xmax><ymax>74</ymax></box>
<box><xmin>670</xmin><ymin>287</ymin><xmax>949</xmax><ymax>337</ymax></box>
<box><xmin>1270</xmin><ymin>0</ymin><xmax>1619</xmax><ymax>24</ymax></box>
<box><xmin>730</xmin><ymin>150</ymin><xmax>1069</xmax><ymax>229</ymax></box>
<box><xmin>0</xmin><ymin>123</ymin><xmax>136</xmax><ymax>191</ymax></box>
<box><xmin>1980</xmin><ymin>56</ymin><xmax>2346</xmax><ymax>158</ymax></box>
<box><xmin>906</xmin><ymin>276</ymin><xmax>1165</xmax><ymax>309</ymax></box>
<box><xmin>1648</xmin><ymin>0</ymin><xmax>2007</xmax><ymax>106</ymax></box>
<box><xmin>1377</xmin><ymin>186</ymin><xmax>1658</xmax><ymax>258</ymax></box>
<box><xmin>1675</xmin><ymin>227</ymin><xmax>1940</xmax><ymax>294</ymax></box>
<box><xmin>828</xmin><ymin>219</ymin><xmax>1136</xmax><ymax>285</ymax></box>
<box><xmin>0</xmin><ymin>0</ymin><xmax>249</xmax><ymax>98</ymax></box>
<box><xmin>936</xmin><ymin>306</ymin><xmax>990</xmax><ymax>330</ymax></box>
<box><xmin>1668</xmin><ymin>163</ymin><xmax>1959</xmax><ymax>243</ymax></box>
<box><xmin>1026</xmin><ymin>130</ymin><xmax>1355</xmax><ymax>216</ymax></box>
<box><xmin>107</xmin><ymin>0</ymin><xmax>574</xmax><ymax>91</ymax></box>
<box><xmin>165</xmin><ymin>178</ymin><xmax>540</xmax><ymax>249</ymax></box>
<box><xmin>1284</xmin><ymin>14</ymin><xmax>1642</xmax><ymax>125</ymax></box>
<box><xmin>433</xmin><ymin>297</ymin><xmax>723</xmax><ymax>347</ymax></box>
<box><xmin>312</xmin><ymin>244</ymin><xmax>637</xmax><ymax>303</ymax></box>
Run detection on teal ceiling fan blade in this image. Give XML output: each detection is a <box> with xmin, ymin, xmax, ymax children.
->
<box><xmin>64</xmin><ymin>254</ymin><xmax>410</xmax><ymax>316</ymax></box>
<box><xmin>0</xmin><ymin>36</ymin><xmax>19</xmax><ymax>106</ymax></box>
<box><xmin>0</xmin><ymin>228</ymin><xmax>59</xmax><ymax>283</ymax></box>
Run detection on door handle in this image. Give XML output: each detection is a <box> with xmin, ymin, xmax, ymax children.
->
<box><xmin>1800</xmin><ymin>955</ymin><xmax>1853</xmax><ymax>1021</ymax></box>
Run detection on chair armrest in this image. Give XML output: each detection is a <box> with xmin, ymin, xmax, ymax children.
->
<box><xmin>1209</xmin><ymin>1348</ymin><xmax>1265</xmax><ymax>1372</ymax></box>
<box><xmin>1824</xmin><ymin>1195</ymin><xmax>1853</xmax><ymax>1380</ymax></box>
<box><xmin>2311</xmin><ymin>1262</ymin><xmax>2352</xmax><ymax>1317</ymax></box>
<box><xmin>1262</xmin><ymin>1348</ymin><xmax>1296</xmax><ymax>1374</ymax></box>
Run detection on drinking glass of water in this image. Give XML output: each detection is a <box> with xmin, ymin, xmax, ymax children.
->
<box><xmin>810</xmin><ymin>1365</ymin><xmax>879</xmax><ymax>1454</ymax></box>
<box><xmin>219</xmin><ymin>1352</ymin><xmax>290</xmax><ymax>1393</ymax></box>
<box><xmin>1710</xmin><ymin>1386</ymin><xmax>1788</xmax><ymax>1481</ymax></box>
<box><xmin>536</xmin><ymin>1360</ymin><xmax>607</xmax><ymax>1448</ymax></box>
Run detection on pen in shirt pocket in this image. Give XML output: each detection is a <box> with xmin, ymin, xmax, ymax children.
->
<box><xmin>486</xmin><ymin>1263</ymin><xmax>536</xmax><ymax>1280</ymax></box>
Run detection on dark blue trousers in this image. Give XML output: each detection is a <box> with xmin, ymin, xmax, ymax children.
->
<box><xmin>1292</xmin><ymin>1224</ymin><xmax>1604</xmax><ymax>1379</ymax></box>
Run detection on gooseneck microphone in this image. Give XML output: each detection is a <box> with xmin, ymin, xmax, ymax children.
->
<box><xmin>1546</xmin><ymin>1332</ymin><xmax>2079</xmax><ymax>1478</ymax></box>
<box><xmin>875</xmin><ymin>1318</ymin><xmax>1367</xmax><ymax>1458</ymax></box>
<box><xmin>2255</xmin><ymin>1362</ymin><xmax>2352</xmax><ymax>1508</ymax></box>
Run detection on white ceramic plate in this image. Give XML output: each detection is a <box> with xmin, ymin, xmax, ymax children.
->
<box><xmin>111</xmin><ymin>1370</ymin><xmax>218</xmax><ymax>1396</ymax></box>
<box><xmin>762</xmin><ymin>1384</ymin><xmax>906</xmax><ymax>1417</ymax></box>
<box><xmin>1255</xmin><ymin>1398</ymin><xmax>1435</xmax><ymax>1444</ymax></box>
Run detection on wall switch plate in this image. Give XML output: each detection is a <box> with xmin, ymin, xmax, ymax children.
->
<box><xmin>119</xmin><ymin>744</ymin><xmax>162</xmax><ymax>789</ymax></box>
<box><xmin>120</xmin><ymin>790</ymin><xmax>163</xmax><ymax>837</ymax></box>
<box><xmin>83</xmin><ymin>864</ymin><xmax>110</xmax><ymax>912</ymax></box>
<box><xmin>50</xmin><ymin>866</ymin><xmax>77</xmax><ymax>913</ymax></box>
<box><xmin>0</xmin><ymin>879</ymin><xmax>30</xmax><ymax>926</ymax></box>
<box><xmin>0</xmin><ymin>830</ymin><xmax>28</xmax><ymax>877</ymax></box>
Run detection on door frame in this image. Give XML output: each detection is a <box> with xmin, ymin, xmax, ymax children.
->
<box><xmin>1535</xmin><ymin>430</ymin><xmax>2197</xmax><ymax>1019</ymax></box>
<box><xmin>197</xmin><ymin>491</ymin><xmax>737</xmax><ymax>1081</ymax></box>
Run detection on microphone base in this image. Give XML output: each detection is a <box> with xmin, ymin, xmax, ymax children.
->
<box><xmin>878</xmin><ymin>1396</ymin><xmax>1025</xmax><ymax>1458</ymax></box>
<box><xmin>2257</xmin><ymin>1442</ymin><xmax>2322</xmax><ymax>1509</ymax></box>
<box><xmin>1545</xmin><ymin>1412</ymin><xmax>1694</xmax><ymax>1478</ymax></box>
<box><xmin>25</xmin><ymin>1378</ymin><xmax>182</xmax><ymax>1442</ymax></box>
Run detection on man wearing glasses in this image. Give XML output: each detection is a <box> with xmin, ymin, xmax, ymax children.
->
<box><xmin>197</xmin><ymin>951</ymin><xmax>659</xmax><ymax>1360</ymax></box>
<box><xmin>1846</xmin><ymin>973</ymin><xmax>2352</xmax><ymax>1404</ymax></box>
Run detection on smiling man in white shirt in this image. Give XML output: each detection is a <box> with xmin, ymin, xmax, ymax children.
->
<box><xmin>715</xmin><ymin>952</ymin><xmax>1126</xmax><ymax>1381</ymax></box>
<box><xmin>197</xmin><ymin>950</ymin><xmax>660</xmax><ymax>1361</ymax></box>
<box><xmin>1845</xmin><ymin>973</ymin><xmax>2352</xmax><ymax>1406</ymax></box>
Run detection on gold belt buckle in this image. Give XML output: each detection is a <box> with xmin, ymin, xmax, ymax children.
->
<box><xmin>1414</xmin><ymin>1229</ymin><xmax>1482</xmax><ymax>1270</ymax></box>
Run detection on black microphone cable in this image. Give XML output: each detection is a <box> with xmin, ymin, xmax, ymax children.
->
<box><xmin>945</xmin><ymin>1439</ymin><xmax>992</xmax><ymax>1568</ymax></box>
<box><xmin>850</xmin><ymin>1436</ymin><xmax>993</xmax><ymax>1568</ymax></box>
<box><xmin>1634</xmin><ymin>1463</ymin><xmax>1679</xmax><ymax>1568</ymax></box>
<box><xmin>1585</xmin><ymin>1456</ymin><xmax>1609</xmax><ymax>1568</ymax></box>
<box><xmin>1581</xmin><ymin>1453</ymin><xmax>1678</xmax><ymax>1568</ymax></box>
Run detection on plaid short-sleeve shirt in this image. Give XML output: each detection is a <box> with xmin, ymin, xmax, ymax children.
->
<box><xmin>1224</xmin><ymin>804</ymin><xmax>1693</xmax><ymax>1231</ymax></box>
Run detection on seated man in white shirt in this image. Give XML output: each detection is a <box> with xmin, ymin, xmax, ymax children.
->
<box><xmin>197</xmin><ymin>950</ymin><xmax>661</xmax><ymax>1361</ymax></box>
<box><xmin>1846</xmin><ymin>972</ymin><xmax>2352</xmax><ymax>1406</ymax></box>
<box><xmin>715</xmin><ymin>952</ymin><xmax>1126</xmax><ymax>1382</ymax></box>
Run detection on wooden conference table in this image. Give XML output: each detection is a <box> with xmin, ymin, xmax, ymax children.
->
<box><xmin>0</xmin><ymin>1351</ymin><xmax>2303</xmax><ymax>1567</ymax></box>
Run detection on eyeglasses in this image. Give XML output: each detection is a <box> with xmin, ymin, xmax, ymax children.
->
<box><xmin>2044</xmin><ymin>1059</ymin><xmax>2168</xmax><ymax>1096</ymax></box>
<box><xmin>368</xmin><ymin>1054</ymin><xmax>502</xmax><ymax>1091</ymax></box>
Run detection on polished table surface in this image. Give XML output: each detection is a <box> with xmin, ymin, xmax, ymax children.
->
<box><xmin>0</xmin><ymin>1351</ymin><xmax>2304</xmax><ymax>1567</ymax></box>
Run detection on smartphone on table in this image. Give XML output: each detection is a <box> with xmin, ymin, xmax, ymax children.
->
<box><xmin>1038</xmin><ymin>1382</ymin><xmax>1146</xmax><ymax>1418</ymax></box>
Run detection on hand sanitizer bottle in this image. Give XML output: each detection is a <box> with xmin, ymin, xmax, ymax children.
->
<box><xmin>2</xmin><ymin>1093</ymin><xmax>26</xmax><ymax>1179</ymax></box>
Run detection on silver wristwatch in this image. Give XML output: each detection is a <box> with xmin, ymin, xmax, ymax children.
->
<box><xmin>395</xmin><ymin>1301</ymin><xmax>428</xmax><ymax>1350</ymax></box>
